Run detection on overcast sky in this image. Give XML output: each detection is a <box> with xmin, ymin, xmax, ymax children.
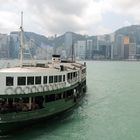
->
<box><xmin>0</xmin><ymin>0</ymin><xmax>139</xmax><ymax>36</ymax></box>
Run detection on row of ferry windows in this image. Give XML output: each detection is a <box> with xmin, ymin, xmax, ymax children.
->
<box><xmin>6</xmin><ymin>75</ymin><xmax>65</xmax><ymax>86</ymax></box>
<box><xmin>67</xmin><ymin>72</ymin><xmax>78</xmax><ymax>80</ymax></box>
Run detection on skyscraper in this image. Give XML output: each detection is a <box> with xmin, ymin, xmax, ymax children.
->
<box><xmin>64</xmin><ymin>32</ymin><xmax>73</xmax><ymax>59</ymax></box>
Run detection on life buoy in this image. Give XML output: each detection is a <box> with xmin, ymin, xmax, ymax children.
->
<box><xmin>61</xmin><ymin>82</ymin><xmax>64</xmax><ymax>87</ymax></box>
<box><xmin>51</xmin><ymin>84</ymin><xmax>55</xmax><ymax>90</ymax></box>
<box><xmin>52</xmin><ymin>84</ymin><xmax>55</xmax><ymax>90</ymax></box>
<box><xmin>62</xmin><ymin>82</ymin><xmax>66</xmax><ymax>87</ymax></box>
<box><xmin>43</xmin><ymin>85</ymin><xmax>48</xmax><ymax>91</ymax></box>
<box><xmin>59</xmin><ymin>83</ymin><xmax>62</xmax><ymax>89</ymax></box>
<box><xmin>23</xmin><ymin>87</ymin><xmax>31</xmax><ymax>94</ymax></box>
<box><xmin>55</xmin><ymin>83</ymin><xmax>58</xmax><ymax>90</ymax></box>
<box><xmin>15</xmin><ymin>87</ymin><xmax>23</xmax><ymax>94</ymax></box>
<box><xmin>31</xmin><ymin>86</ymin><xmax>37</xmax><ymax>93</ymax></box>
<box><xmin>5</xmin><ymin>87</ymin><xmax>14</xmax><ymax>95</ymax></box>
<box><xmin>48</xmin><ymin>85</ymin><xmax>52</xmax><ymax>91</ymax></box>
<box><xmin>58</xmin><ymin>83</ymin><xmax>61</xmax><ymax>89</ymax></box>
<box><xmin>37</xmin><ymin>85</ymin><xmax>43</xmax><ymax>92</ymax></box>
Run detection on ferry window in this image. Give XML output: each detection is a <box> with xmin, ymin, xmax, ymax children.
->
<box><xmin>45</xmin><ymin>94</ymin><xmax>55</xmax><ymax>102</ymax></box>
<box><xmin>23</xmin><ymin>97</ymin><xmax>29</xmax><ymax>103</ymax></box>
<box><xmin>59</xmin><ymin>75</ymin><xmax>62</xmax><ymax>82</ymax></box>
<box><xmin>55</xmin><ymin>94</ymin><xmax>62</xmax><ymax>100</ymax></box>
<box><xmin>54</xmin><ymin>76</ymin><xmax>57</xmax><ymax>83</ymax></box>
<box><xmin>82</xmin><ymin>68</ymin><xmax>86</xmax><ymax>74</ymax></box>
<box><xmin>17</xmin><ymin>77</ymin><xmax>26</xmax><ymax>86</ymax></box>
<box><xmin>49</xmin><ymin>76</ymin><xmax>53</xmax><ymax>83</ymax></box>
<box><xmin>27</xmin><ymin>77</ymin><xmax>34</xmax><ymax>85</ymax></box>
<box><xmin>43</xmin><ymin>76</ymin><xmax>47</xmax><ymax>84</ymax></box>
<box><xmin>35</xmin><ymin>76</ymin><xmax>41</xmax><ymax>85</ymax></box>
<box><xmin>71</xmin><ymin>73</ymin><xmax>72</xmax><ymax>79</ymax></box>
<box><xmin>67</xmin><ymin>73</ymin><xmax>70</xmax><ymax>80</ymax></box>
<box><xmin>6</xmin><ymin>77</ymin><xmax>14</xmax><ymax>86</ymax></box>
<box><xmin>63</xmin><ymin>75</ymin><xmax>65</xmax><ymax>81</ymax></box>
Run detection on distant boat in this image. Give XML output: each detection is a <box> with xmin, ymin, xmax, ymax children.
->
<box><xmin>0</xmin><ymin>12</ymin><xmax>87</xmax><ymax>134</ymax></box>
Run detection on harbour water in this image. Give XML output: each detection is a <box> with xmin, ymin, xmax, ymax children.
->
<box><xmin>2</xmin><ymin>61</ymin><xmax>140</xmax><ymax>140</ymax></box>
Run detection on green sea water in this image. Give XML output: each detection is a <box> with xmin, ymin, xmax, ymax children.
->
<box><xmin>2</xmin><ymin>61</ymin><xmax>140</xmax><ymax>140</ymax></box>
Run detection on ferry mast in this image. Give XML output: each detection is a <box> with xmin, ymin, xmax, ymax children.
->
<box><xmin>20</xmin><ymin>11</ymin><xmax>24</xmax><ymax>67</ymax></box>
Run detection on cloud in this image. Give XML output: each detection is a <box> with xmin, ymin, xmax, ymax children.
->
<box><xmin>0</xmin><ymin>0</ymin><xmax>105</xmax><ymax>35</ymax></box>
<box><xmin>0</xmin><ymin>0</ymin><xmax>140</xmax><ymax>36</ymax></box>
<box><xmin>106</xmin><ymin>0</ymin><xmax>140</xmax><ymax>22</ymax></box>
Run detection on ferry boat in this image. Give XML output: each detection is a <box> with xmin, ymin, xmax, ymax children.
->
<box><xmin>0</xmin><ymin>13</ymin><xmax>87</xmax><ymax>134</ymax></box>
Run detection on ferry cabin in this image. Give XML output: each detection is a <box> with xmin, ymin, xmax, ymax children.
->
<box><xmin>0</xmin><ymin>62</ymin><xmax>86</xmax><ymax>115</ymax></box>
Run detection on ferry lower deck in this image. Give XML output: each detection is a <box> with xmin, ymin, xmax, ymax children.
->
<box><xmin>0</xmin><ymin>79</ymin><xmax>86</xmax><ymax>134</ymax></box>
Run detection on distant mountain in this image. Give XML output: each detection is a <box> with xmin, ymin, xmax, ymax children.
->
<box><xmin>115</xmin><ymin>25</ymin><xmax>140</xmax><ymax>44</ymax></box>
<box><xmin>11</xmin><ymin>31</ymin><xmax>87</xmax><ymax>48</ymax></box>
<box><xmin>53</xmin><ymin>32</ymin><xmax>86</xmax><ymax>48</ymax></box>
<box><xmin>11</xmin><ymin>31</ymin><xmax>51</xmax><ymax>46</ymax></box>
<box><xmin>1</xmin><ymin>24</ymin><xmax>140</xmax><ymax>59</ymax></box>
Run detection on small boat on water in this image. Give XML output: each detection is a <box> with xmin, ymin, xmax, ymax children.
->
<box><xmin>0</xmin><ymin>13</ymin><xmax>87</xmax><ymax>134</ymax></box>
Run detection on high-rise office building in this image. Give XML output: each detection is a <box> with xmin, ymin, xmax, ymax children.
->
<box><xmin>75</xmin><ymin>40</ymin><xmax>86</xmax><ymax>60</ymax></box>
<box><xmin>64</xmin><ymin>32</ymin><xmax>73</xmax><ymax>59</ymax></box>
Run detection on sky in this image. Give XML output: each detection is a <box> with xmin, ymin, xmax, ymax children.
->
<box><xmin>0</xmin><ymin>0</ymin><xmax>139</xmax><ymax>36</ymax></box>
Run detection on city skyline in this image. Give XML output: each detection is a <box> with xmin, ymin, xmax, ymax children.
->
<box><xmin>0</xmin><ymin>0</ymin><xmax>139</xmax><ymax>36</ymax></box>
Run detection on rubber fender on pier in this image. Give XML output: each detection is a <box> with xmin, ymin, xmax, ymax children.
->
<box><xmin>5</xmin><ymin>87</ymin><xmax>14</xmax><ymax>95</ymax></box>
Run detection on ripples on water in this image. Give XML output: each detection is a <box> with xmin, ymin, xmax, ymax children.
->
<box><xmin>2</xmin><ymin>60</ymin><xmax>140</xmax><ymax>140</ymax></box>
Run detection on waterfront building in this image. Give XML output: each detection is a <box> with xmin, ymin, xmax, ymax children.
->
<box><xmin>114</xmin><ymin>34</ymin><xmax>124</xmax><ymax>59</ymax></box>
<box><xmin>75</xmin><ymin>40</ymin><xmax>86</xmax><ymax>60</ymax></box>
<box><xmin>0</xmin><ymin>34</ymin><xmax>9</xmax><ymax>58</ymax></box>
<box><xmin>128</xmin><ymin>43</ymin><xmax>136</xmax><ymax>59</ymax></box>
<box><xmin>86</xmin><ymin>40</ymin><xmax>93</xmax><ymax>60</ymax></box>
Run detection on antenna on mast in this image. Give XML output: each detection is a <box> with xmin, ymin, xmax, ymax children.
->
<box><xmin>21</xmin><ymin>11</ymin><xmax>23</xmax><ymax>28</ymax></box>
<box><xmin>20</xmin><ymin>11</ymin><xmax>24</xmax><ymax>67</ymax></box>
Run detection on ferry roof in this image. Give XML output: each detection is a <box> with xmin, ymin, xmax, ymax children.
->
<box><xmin>0</xmin><ymin>67</ymin><xmax>58</xmax><ymax>73</ymax></box>
<box><xmin>0</xmin><ymin>62</ymin><xmax>83</xmax><ymax>74</ymax></box>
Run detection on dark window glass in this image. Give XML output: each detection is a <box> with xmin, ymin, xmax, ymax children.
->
<box><xmin>63</xmin><ymin>75</ymin><xmax>65</xmax><ymax>81</ymax></box>
<box><xmin>82</xmin><ymin>68</ymin><xmax>86</xmax><ymax>74</ymax></box>
<box><xmin>23</xmin><ymin>97</ymin><xmax>29</xmax><ymax>103</ymax></box>
<box><xmin>6</xmin><ymin>77</ymin><xmax>14</xmax><ymax>86</ymax></box>
<box><xmin>59</xmin><ymin>75</ymin><xmax>62</xmax><ymax>82</ymax></box>
<box><xmin>17</xmin><ymin>77</ymin><xmax>26</xmax><ymax>85</ymax></box>
<box><xmin>67</xmin><ymin>73</ymin><xmax>70</xmax><ymax>80</ymax></box>
<box><xmin>45</xmin><ymin>94</ymin><xmax>55</xmax><ymax>102</ymax></box>
<box><xmin>27</xmin><ymin>77</ymin><xmax>34</xmax><ymax>85</ymax></box>
<box><xmin>49</xmin><ymin>76</ymin><xmax>53</xmax><ymax>83</ymax></box>
<box><xmin>73</xmin><ymin>72</ymin><xmax>76</xmax><ymax>77</ymax></box>
<box><xmin>43</xmin><ymin>76</ymin><xmax>47</xmax><ymax>84</ymax></box>
<box><xmin>71</xmin><ymin>73</ymin><xmax>72</xmax><ymax>79</ymax></box>
<box><xmin>54</xmin><ymin>76</ymin><xmax>57</xmax><ymax>83</ymax></box>
<box><xmin>35</xmin><ymin>76</ymin><xmax>41</xmax><ymax>85</ymax></box>
<box><xmin>55</xmin><ymin>94</ymin><xmax>62</xmax><ymax>100</ymax></box>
